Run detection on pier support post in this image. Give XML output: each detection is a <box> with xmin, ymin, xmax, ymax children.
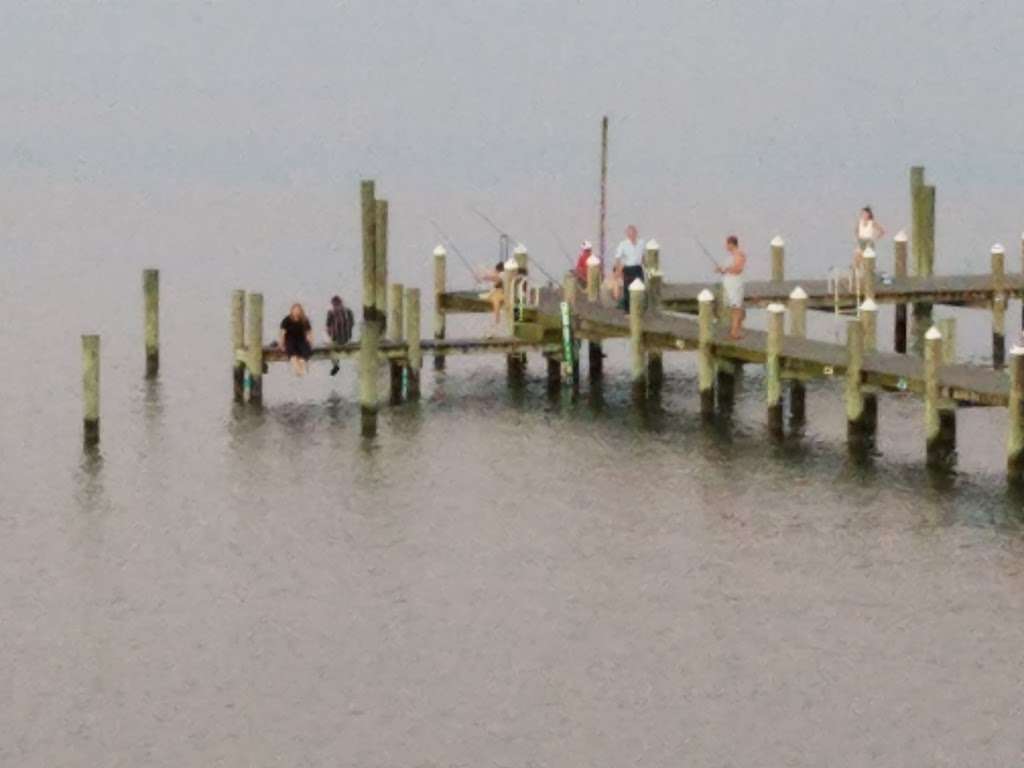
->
<box><xmin>82</xmin><ymin>334</ymin><xmax>100</xmax><ymax>445</ymax></box>
<box><xmin>893</xmin><ymin>231</ymin><xmax>908</xmax><ymax>353</ymax></box>
<box><xmin>1007</xmin><ymin>345</ymin><xmax>1024</xmax><ymax>483</ymax></box>
<box><xmin>860</xmin><ymin>298</ymin><xmax>879</xmax><ymax>434</ymax></box>
<box><xmin>845</xmin><ymin>319</ymin><xmax>868</xmax><ymax>443</ymax></box>
<box><xmin>374</xmin><ymin>200</ymin><xmax>389</xmax><ymax>319</ymax></box>
<box><xmin>765</xmin><ymin>303</ymin><xmax>785</xmax><ymax>435</ymax></box>
<box><xmin>629</xmin><ymin>278</ymin><xmax>647</xmax><ymax>400</ymax></box>
<box><xmin>586</xmin><ymin>254</ymin><xmax>603</xmax><ymax>380</ymax></box>
<box><xmin>770</xmin><ymin>236</ymin><xmax>785</xmax><ymax>282</ymax></box>
<box><xmin>1020</xmin><ymin>233</ymin><xmax>1024</xmax><ymax>332</ymax></box>
<box><xmin>359</xmin><ymin>320</ymin><xmax>380</xmax><ymax>437</ymax></box>
<box><xmin>246</xmin><ymin>292</ymin><xmax>264</xmax><ymax>404</ymax></box>
<box><xmin>503</xmin><ymin>259</ymin><xmax>525</xmax><ymax>381</ymax></box>
<box><xmin>361</xmin><ymin>180</ymin><xmax>377</xmax><ymax>322</ymax></box>
<box><xmin>433</xmin><ymin>245</ymin><xmax>447</xmax><ymax>371</ymax></box>
<box><xmin>546</xmin><ymin>355</ymin><xmax>562</xmax><ymax>394</ymax></box>
<box><xmin>925</xmin><ymin>325</ymin><xmax>954</xmax><ymax>466</ymax></box>
<box><xmin>231</xmin><ymin>289</ymin><xmax>246</xmax><ymax>401</ymax></box>
<box><xmin>387</xmin><ymin>283</ymin><xmax>404</xmax><ymax>404</ymax></box>
<box><xmin>644</xmin><ymin>239</ymin><xmax>660</xmax><ymax>274</ymax></box>
<box><xmin>788</xmin><ymin>286</ymin><xmax>808</xmax><ymax>423</ymax></box>
<box><xmin>405</xmin><ymin>288</ymin><xmax>422</xmax><ymax>400</ymax></box>
<box><xmin>991</xmin><ymin>243</ymin><xmax>1006</xmax><ymax>368</ymax></box>
<box><xmin>513</xmin><ymin>242</ymin><xmax>528</xmax><ymax>273</ymax></box>
<box><xmin>698</xmin><ymin>289</ymin><xmax>716</xmax><ymax>416</ymax></box>
<box><xmin>937</xmin><ymin>316</ymin><xmax>957</xmax><ymax>456</ymax></box>
<box><xmin>646</xmin><ymin>270</ymin><xmax>663</xmax><ymax>389</ymax></box>
<box><xmin>143</xmin><ymin>268</ymin><xmax>159</xmax><ymax>378</ymax></box>
<box><xmin>911</xmin><ymin>176</ymin><xmax>936</xmax><ymax>344</ymax></box>
<box><xmin>861</xmin><ymin>246</ymin><xmax>876</xmax><ymax>302</ymax></box>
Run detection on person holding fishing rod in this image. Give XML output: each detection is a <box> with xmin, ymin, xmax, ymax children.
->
<box><xmin>717</xmin><ymin>235</ymin><xmax>747</xmax><ymax>340</ymax></box>
<box><xmin>613</xmin><ymin>225</ymin><xmax>645</xmax><ymax>311</ymax></box>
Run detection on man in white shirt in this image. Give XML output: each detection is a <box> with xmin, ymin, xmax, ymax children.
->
<box><xmin>613</xmin><ymin>225</ymin><xmax>645</xmax><ymax>311</ymax></box>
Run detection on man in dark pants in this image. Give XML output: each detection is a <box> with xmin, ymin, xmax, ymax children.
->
<box><xmin>326</xmin><ymin>295</ymin><xmax>355</xmax><ymax>375</ymax></box>
<box><xmin>613</xmin><ymin>224</ymin><xmax>645</xmax><ymax>311</ymax></box>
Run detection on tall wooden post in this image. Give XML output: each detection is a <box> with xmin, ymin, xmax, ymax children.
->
<box><xmin>584</xmin><ymin>252</ymin><xmax>604</xmax><ymax>380</ymax></box>
<box><xmin>912</xmin><ymin>181</ymin><xmax>936</xmax><ymax>343</ymax></box>
<box><xmin>698</xmin><ymin>289</ymin><xmax>715</xmax><ymax>417</ymax></box>
<box><xmin>646</xmin><ymin>268</ymin><xmax>663</xmax><ymax>389</ymax></box>
<box><xmin>82</xmin><ymin>335</ymin><xmax>100</xmax><ymax>445</ymax></box>
<box><xmin>937</xmin><ymin>316</ymin><xmax>957</xmax><ymax>457</ymax></box>
<box><xmin>788</xmin><ymin>286</ymin><xmax>807</xmax><ymax>423</ymax></box>
<box><xmin>361</xmin><ymin>180</ymin><xmax>377</xmax><ymax>322</ymax></box>
<box><xmin>1020</xmin><ymin>233</ymin><xmax>1024</xmax><ymax>332</ymax></box>
<box><xmin>560</xmin><ymin>274</ymin><xmax>580</xmax><ymax>391</ymax></box>
<box><xmin>910</xmin><ymin>166</ymin><xmax>926</xmax><ymax>275</ymax></box>
<box><xmin>861</xmin><ymin>246</ymin><xmax>876</xmax><ymax>301</ymax></box>
<box><xmin>644</xmin><ymin>239</ymin><xmax>660</xmax><ymax>273</ymax></box>
<box><xmin>387</xmin><ymin>282</ymin><xmax>404</xmax><ymax>404</ymax></box>
<box><xmin>374</xmin><ymin>200</ymin><xmax>389</xmax><ymax>318</ymax></box>
<box><xmin>246</xmin><ymin>292</ymin><xmax>264</xmax><ymax>404</ymax></box>
<box><xmin>1007</xmin><ymin>344</ymin><xmax>1024</xmax><ymax>483</ymax></box>
<box><xmin>860</xmin><ymin>298</ymin><xmax>879</xmax><ymax>435</ymax></box>
<box><xmin>924</xmin><ymin>325</ymin><xmax>953</xmax><ymax>466</ymax></box>
<box><xmin>405</xmin><ymin>287</ymin><xmax>422</xmax><ymax>400</ymax></box>
<box><xmin>143</xmin><ymin>268</ymin><xmax>159</xmax><ymax>378</ymax></box>
<box><xmin>359</xmin><ymin>320</ymin><xmax>380</xmax><ymax>437</ymax></box>
<box><xmin>628</xmin><ymin>278</ymin><xmax>646</xmax><ymax>400</ymax></box>
<box><xmin>503</xmin><ymin>259</ymin><xmax>523</xmax><ymax>380</ymax></box>
<box><xmin>231</xmin><ymin>289</ymin><xmax>246</xmax><ymax>401</ymax></box>
<box><xmin>765</xmin><ymin>303</ymin><xmax>785</xmax><ymax>435</ymax></box>
<box><xmin>433</xmin><ymin>245</ymin><xmax>447</xmax><ymax>371</ymax></box>
<box><xmin>845</xmin><ymin>319</ymin><xmax>867</xmax><ymax>442</ymax></box>
<box><xmin>770</xmin><ymin>236</ymin><xmax>785</xmax><ymax>282</ymax></box>
<box><xmin>893</xmin><ymin>230</ymin><xmax>908</xmax><ymax>353</ymax></box>
<box><xmin>938</xmin><ymin>317</ymin><xmax>956</xmax><ymax>365</ymax></box>
<box><xmin>513</xmin><ymin>243</ymin><xmax>528</xmax><ymax>274</ymax></box>
<box><xmin>991</xmin><ymin>243</ymin><xmax>1006</xmax><ymax>368</ymax></box>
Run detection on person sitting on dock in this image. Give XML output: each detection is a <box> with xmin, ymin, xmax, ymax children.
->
<box><xmin>574</xmin><ymin>240</ymin><xmax>595</xmax><ymax>287</ymax></box>
<box><xmin>279</xmin><ymin>302</ymin><xmax>314</xmax><ymax>377</ymax></box>
<box><xmin>326</xmin><ymin>295</ymin><xmax>355</xmax><ymax>376</ymax></box>
<box><xmin>614</xmin><ymin>224</ymin><xmax>645</xmax><ymax>311</ymax></box>
<box><xmin>716</xmin><ymin>235</ymin><xmax>747</xmax><ymax>340</ymax></box>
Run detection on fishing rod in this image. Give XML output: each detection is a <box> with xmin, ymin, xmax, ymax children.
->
<box><xmin>468</xmin><ymin>206</ymin><xmax>561</xmax><ymax>285</ymax></box>
<box><xmin>691</xmin><ymin>235</ymin><xmax>722</xmax><ymax>270</ymax></box>
<box><xmin>429</xmin><ymin>220</ymin><xmax>480</xmax><ymax>283</ymax></box>
<box><xmin>545</xmin><ymin>224</ymin><xmax>577</xmax><ymax>268</ymax></box>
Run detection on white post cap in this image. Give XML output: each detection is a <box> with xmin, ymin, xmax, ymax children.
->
<box><xmin>860</xmin><ymin>298</ymin><xmax>878</xmax><ymax>312</ymax></box>
<box><xmin>789</xmin><ymin>286</ymin><xmax>808</xmax><ymax>300</ymax></box>
<box><xmin>767</xmin><ymin>302</ymin><xmax>785</xmax><ymax>313</ymax></box>
<box><xmin>628</xmin><ymin>278</ymin><xmax>646</xmax><ymax>291</ymax></box>
<box><xmin>586</xmin><ymin>254</ymin><xmax>601</xmax><ymax>267</ymax></box>
<box><xmin>992</xmin><ymin>243</ymin><xmax>1006</xmax><ymax>255</ymax></box>
<box><xmin>433</xmin><ymin>244</ymin><xmax>447</xmax><ymax>256</ymax></box>
<box><xmin>645</xmin><ymin>239</ymin><xmax>660</xmax><ymax>251</ymax></box>
<box><xmin>1011</xmin><ymin>344</ymin><xmax>1024</xmax><ymax>356</ymax></box>
<box><xmin>862</xmin><ymin>246</ymin><xmax>876</xmax><ymax>259</ymax></box>
<box><xmin>925</xmin><ymin>325</ymin><xmax>943</xmax><ymax>341</ymax></box>
<box><xmin>697</xmin><ymin>288</ymin><xmax>715</xmax><ymax>302</ymax></box>
<box><xmin>894</xmin><ymin>230</ymin><xmax>908</xmax><ymax>243</ymax></box>
<box><xmin>770</xmin><ymin>235</ymin><xmax>785</xmax><ymax>247</ymax></box>
<box><xmin>513</xmin><ymin>243</ymin><xmax>527</xmax><ymax>255</ymax></box>
<box><xmin>503</xmin><ymin>258</ymin><xmax>519</xmax><ymax>271</ymax></box>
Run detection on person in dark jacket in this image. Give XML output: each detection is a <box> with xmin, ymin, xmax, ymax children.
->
<box><xmin>326</xmin><ymin>295</ymin><xmax>355</xmax><ymax>376</ymax></box>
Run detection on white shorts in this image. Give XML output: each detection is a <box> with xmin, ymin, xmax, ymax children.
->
<box><xmin>722</xmin><ymin>274</ymin><xmax>744</xmax><ymax>308</ymax></box>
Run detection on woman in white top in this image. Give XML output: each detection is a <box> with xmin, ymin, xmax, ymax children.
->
<box><xmin>855</xmin><ymin>206</ymin><xmax>885</xmax><ymax>271</ymax></box>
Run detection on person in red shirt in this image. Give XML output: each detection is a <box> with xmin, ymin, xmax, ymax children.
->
<box><xmin>574</xmin><ymin>240</ymin><xmax>596</xmax><ymax>287</ymax></box>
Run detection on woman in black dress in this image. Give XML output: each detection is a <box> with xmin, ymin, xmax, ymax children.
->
<box><xmin>279</xmin><ymin>303</ymin><xmax>314</xmax><ymax>376</ymax></box>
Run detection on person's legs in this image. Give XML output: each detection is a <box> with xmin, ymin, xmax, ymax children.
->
<box><xmin>290</xmin><ymin>355</ymin><xmax>302</xmax><ymax>375</ymax></box>
<box><xmin>490</xmin><ymin>289</ymin><xmax>504</xmax><ymax>324</ymax></box>
<box><xmin>729</xmin><ymin>307</ymin><xmax>745</xmax><ymax>339</ymax></box>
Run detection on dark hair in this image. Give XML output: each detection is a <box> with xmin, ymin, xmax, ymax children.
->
<box><xmin>495</xmin><ymin>261</ymin><xmax>505</xmax><ymax>272</ymax></box>
<box><xmin>331</xmin><ymin>295</ymin><xmax>342</xmax><ymax>306</ymax></box>
<box><xmin>862</xmin><ymin>206</ymin><xmax>874</xmax><ymax>220</ymax></box>
<box><xmin>726</xmin><ymin>235</ymin><xmax>739</xmax><ymax>246</ymax></box>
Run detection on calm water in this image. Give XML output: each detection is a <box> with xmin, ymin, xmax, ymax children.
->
<box><xmin>4</xmin><ymin>2</ymin><xmax>1024</xmax><ymax>766</ymax></box>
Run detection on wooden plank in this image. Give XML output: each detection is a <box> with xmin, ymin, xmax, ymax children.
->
<box><xmin>258</xmin><ymin>336</ymin><xmax>547</xmax><ymax>363</ymax></box>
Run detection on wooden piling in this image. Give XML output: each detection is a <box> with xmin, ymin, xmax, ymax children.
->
<box><xmin>893</xmin><ymin>230</ymin><xmax>908</xmax><ymax>353</ymax></box>
<box><xmin>788</xmin><ymin>286</ymin><xmax>808</xmax><ymax>423</ymax></box>
<box><xmin>845</xmin><ymin>319</ymin><xmax>868</xmax><ymax>441</ymax></box>
<box><xmin>513</xmin><ymin>243</ymin><xmax>528</xmax><ymax>273</ymax></box>
<box><xmin>937</xmin><ymin>316</ymin><xmax>957</xmax><ymax>456</ymax></box>
<box><xmin>360</xmin><ymin>180</ymin><xmax>377</xmax><ymax>322</ymax></box>
<box><xmin>374</xmin><ymin>200</ymin><xmax>389</xmax><ymax>318</ymax></box>
<box><xmin>433</xmin><ymin>245</ymin><xmax>447</xmax><ymax>371</ymax></box>
<box><xmin>404</xmin><ymin>287</ymin><xmax>422</xmax><ymax>400</ymax></box>
<box><xmin>912</xmin><ymin>183</ymin><xmax>936</xmax><ymax>341</ymax></box>
<box><xmin>765</xmin><ymin>303</ymin><xmax>785</xmax><ymax>434</ymax></box>
<box><xmin>860</xmin><ymin>298</ymin><xmax>879</xmax><ymax>434</ymax></box>
<box><xmin>628</xmin><ymin>278</ymin><xmax>646</xmax><ymax>399</ymax></box>
<box><xmin>387</xmin><ymin>282</ymin><xmax>404</xmax><ymax>404</ymax></box>
<box><xmin>1020</xmin><ymin>233</ymin><xmax>1024</xmax><ymax>332</ymax></box>
<box><xmin>991</xmin><ymin>243</ymin><xmax>1006</xmax><ymax>368</ymax></box>
<box><xmin>938</xmin><ymin>317</ymin><xmax>956</xmax><ymax>364</ymax></box>
<box><xmin>586</xmin><ymin>254</ymin><xmax>601</xmax><ymax>302</ymax></box>
<box><xmin>231</xmin><ymin>289</ymin><xmax>246</xmax><ymax>401</ymax></box>
<box><xmin>910</xmin><ymin>166</ymin><xmax>926</xmax><ymax>276</ymax></box>
<box><xmin>359</xmin><ymin>319</ymin><xmax>380</xmax><ymax>437</ymax></box>
<box><xmin>246</xmin><ymin>292</ymin><xmax>264</xmax><ymax>404</ymax></box>
<box><xmin>770</xmin><ymin>236</ymin><xmax>785</xmax><ymax>282</ymax></box>
<box><xmin>698</xmin><ymin>289</ymin><xmax>715</xmax><ymax>416</ymax></box>
<box><xmin>924</xmin><ymin>325</ymin><xmax>954</xmax><ymax>466</ymax></box>
<box><xmin>644</xmin><ymin>239</ymin><xmax>660</xmax><ymax>273</ymax></box>
<box><xmin>503</xmin><ymin>259</ymin><xmax>524</xmax><ymax>379</ymax></box>
<box><xmin>646</xmin><ymin>269</ymin><xmax>663</xmax><ymax>389</ymax></box>
<box><xmin>546</xmin><ymin>355</ymin><xmax>562</xmax><ymax>393</ymax></box>
<box><xmin>861</xmin><ymin>246</ymin><xmax>876</xmax><ymax>301</ymax></box>
<box><xmin>1007</xmin><ymin>345</ymin><xmax>1024</xmax><ymax>483</ymax></box>
<box><xmin>82</xmin><ymin>334</ymin><xmax>100</xmax><ymax>445</ymax></box>
<box><xmin>143</xmin><ymin>268</ymin><xmax>159</xmax><ymax>377</ymax></box>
